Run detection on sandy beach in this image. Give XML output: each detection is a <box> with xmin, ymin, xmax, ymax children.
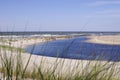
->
<box><xmin>0</xmin><ymin>36</ymin><xmax>74</xmax><ymax>73</ymax></box>
<box><xmin>87</xmin><ymin>35</ymin><xmax>120</xmax><ymax>45</ymax></box>
<box><xmin>0</xmin><ymin>35</ymin><xmax>120</xmax><ymax>79</ymax></box>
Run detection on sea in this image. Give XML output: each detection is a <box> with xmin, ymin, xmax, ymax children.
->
<box><xmin>0</xmin><ymin>31</ymin><xmax>120</xmax><ymax>36</ymax></box>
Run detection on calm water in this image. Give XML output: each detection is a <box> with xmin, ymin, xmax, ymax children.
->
<box><xmin>1</xmin><ymin>31</ymin><xmax>120</xmax><ymax>36</ymax></box>
<box><xmin>26</xmin><ymin>37</ymin><xmax>120</xmax><ymax>62</ymax></box>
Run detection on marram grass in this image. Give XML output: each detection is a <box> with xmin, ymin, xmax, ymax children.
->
<box><xmin>0</xmin><ymin>37</ymin><xmax>120</xmax><ymax>80</ymax></box>
<box><xmin>0</xmin><ymin>45</ymin><xmax>26</xmax><ymax>53</ymax></box>
<box><xmin>0</xmin><ymin>51</ymin><xmax>120</xmax><ymax>80</ymax></box>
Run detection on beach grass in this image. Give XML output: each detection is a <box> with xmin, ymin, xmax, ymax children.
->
<box><xmin>0</xmin><ymin>53</ymin><xmax>119</xmax><ymax>80</ymax></box>
<box><xmin>0</xmin><ymin>45</ymin><xmax>26</xmax><ymax>53</ymax></box>
<box><xmin>0</xmin><ymin>36</ymin><xmax>120</xmax><ymax>80</ymax></box>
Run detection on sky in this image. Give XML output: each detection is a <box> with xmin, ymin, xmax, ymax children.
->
<box><xmin>0</xmin><ymin>0</ymin><xmax>120</xmax><ymax>31</ymax></box>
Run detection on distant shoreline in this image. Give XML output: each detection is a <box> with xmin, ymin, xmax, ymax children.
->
<box><xmin>0</xmin><ymin>31</ymin><xmax>120</xmax><ymax>36</ymax></box>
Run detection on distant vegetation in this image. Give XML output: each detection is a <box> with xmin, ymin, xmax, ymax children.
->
<box><xmin>0</xmin><ymin>45</ymin><xmax>26</xmax><ymax>53</ymax></box>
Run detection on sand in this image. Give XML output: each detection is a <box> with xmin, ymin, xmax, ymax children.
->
<box><xmin>87</xmin><ymin>35</ymin><xmax>120</xmax><ymax>45</ymax></box>
<box><xmin>0</xmin><ymin>35</ymin><xmax>120</xmax><ymax>79</ymax></box>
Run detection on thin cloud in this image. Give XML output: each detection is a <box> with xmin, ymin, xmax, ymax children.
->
<box><xmin>85</xmin><ymin>8</ymin><xmax>120</xmax><ymax>18</ymax></box>
<box><xmin>86</xmin><ymin>14</ymin><xmax>120</xmax><ymax>18</ymax></box>
<box><xmin>96</xmin><ymin>9</ymin><xmax>120</xmax><ymax>15</ymax></box>
<box><xmin>86</xmin><ymin>1</ymin><xmax>120</xmax><ymax>6</ymax></box>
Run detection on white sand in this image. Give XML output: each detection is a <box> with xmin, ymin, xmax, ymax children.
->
<box><xmin>87</xmin><ymin>35</ymin><xmax>120</xmax><ymax>45</ymax></box>
<box><xmin>1</xmin><ymin>50</ymin><xmax>119</xmax><ymax>76</ymax></box>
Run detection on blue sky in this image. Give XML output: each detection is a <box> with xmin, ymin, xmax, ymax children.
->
<box><xmin>0</xmin><ymin>0</ymin><xmax>120</xmax><ymax>31</ymax></box>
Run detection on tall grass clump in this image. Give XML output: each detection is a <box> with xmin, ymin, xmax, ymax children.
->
<box><xmin>0</xmin><ymin>34</ymin><xmax>120</xmax><ymax>80</ymax></box>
